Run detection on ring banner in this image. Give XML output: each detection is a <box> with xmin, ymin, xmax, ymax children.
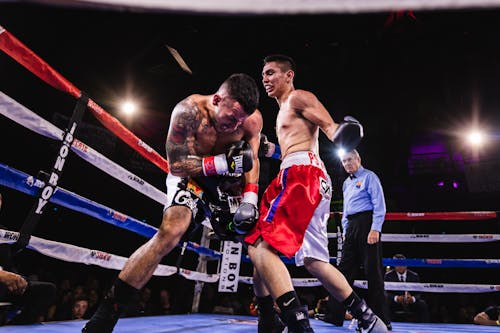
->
<box><xmin>218</xmin><ymin>241</ymin><xmax>242</xmax><ymax>293</ymax></box>
<box><xmin>13</xmin><ymin>94</ymin><xmax>88</xmax><ymax>252</ymax></box>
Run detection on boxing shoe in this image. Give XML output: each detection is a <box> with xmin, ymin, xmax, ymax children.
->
<box><xmin>356</xmin><ymin>314</ymin><xmax>388</xmax><ymax>333</ymax></box>
<box><xmin>82</xmin><ymin>298</ymin><xmax>121</xmax><ymax>333</ymax></box>
<box><xmin>281</xmin><ymin>305</ymin><xmax>314</xmax><ymax>333</ymax></box>
<box><xmin>258</xmin><ymin>311</ymin><xmax>286</xmax><ymax>333</ymax></box>
<box><xmin>81</xmin><ymin>293</ymin><xmax>125</xmax><ymax>333</ymax></box>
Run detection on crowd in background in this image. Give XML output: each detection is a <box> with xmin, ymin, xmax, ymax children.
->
<box><xmin>0</xmin><ymin>251</ymin><xmax>498</xmax><ymax>326</ymax></box>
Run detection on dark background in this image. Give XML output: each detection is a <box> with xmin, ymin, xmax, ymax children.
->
<box><xmin>0</xmin><ymin>3</ymin><xmax>499</xmax><ymax>320</ymax></box>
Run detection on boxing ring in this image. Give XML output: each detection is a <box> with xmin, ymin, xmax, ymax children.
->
<box><xmin>1</xmin><ymin>313</ymin><xmax>500</xmax><ymax>333</ymax></box>
<box><xmin>1</xmin><ymin>21</ymin><xmax>500</xmax><ymax>333</ymax></box>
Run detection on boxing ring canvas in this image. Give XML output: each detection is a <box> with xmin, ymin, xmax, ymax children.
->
<box><xmin>0</xmin><ymin>314</ymin><xmax>498</xmax><ymax>333</ymax></box>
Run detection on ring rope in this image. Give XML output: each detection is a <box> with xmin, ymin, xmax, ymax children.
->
<box><xmin>238</xmin><ymin>276</ymin><xmax>500</xmax><ymax>293</ymax></box>
<box><xmin>241</xmin><ymin>256</ymin><xmax>500</xmax><ymax>268</ymax></box>
<box><xmin>0</xmin><ymin>163</ymin><xmax>221</xmax><ymax>259</ymax></box>
<box><xmin>0</xmin><ymin>25</ymin><xmax>169</xmax><ymax>174</ymax></box>
<box><xmin>2</xmin><ymin>227</ymin><xmax>496</xmax><ymax>293</ymax></box>
<box><xmin>331</xmin><ymin>211</ymin><xmax>498</xmax><ymax>220</ymax></box>
<box><xmin>327</xmin><ymin>233</ymin><xmax>500</xmax><ymax>242</ymax></box>
<box><xmin>0</xmin><ymin>228</ymin><xmax>218</xmax><ymax>283</ymax></box>
<box><xmin>0</xmin><ymin>91</ymin><xmax>168</xmax><ymax>205</ymax></box>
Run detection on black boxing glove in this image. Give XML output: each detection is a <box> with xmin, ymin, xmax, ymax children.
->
<box><xmin>230</xmin><ymin>183</ymin><xmax>259</xmax><ymax>235</ymax></box>
<box><xmin>202</xmin><ymin>141</ymin><xmax>254</xmax><ymax>176</ymax></box>
<box><xmin>259</xmin><ymin>133</ymin><xmax>281</xmax><ymax>159</ymax></box>
<box><xmin>331</xmin><ymin>116</ymin><xmax>364</xmax><ymax>151</ymax></box>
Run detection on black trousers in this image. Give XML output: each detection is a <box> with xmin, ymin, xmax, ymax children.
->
<box><xmin>1</xmin><ymin>280</ymin><xmax>56</xmax><ymax>324</ymax></box>
<box><xmin>326</xmin><ymin>211</ymin><xmax>389</xmax><ymax>325</ymax></box>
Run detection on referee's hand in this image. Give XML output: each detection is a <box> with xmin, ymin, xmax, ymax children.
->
<box><xmin>367</xmin><ymin>230</ymin><xmax>380</xmax><ymax>244</ymax></box>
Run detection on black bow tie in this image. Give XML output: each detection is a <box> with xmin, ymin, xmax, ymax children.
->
<box><xmin>350</xmin><ymin>174</ymin><xmax>356</xmax><ymax>180</ymax></box>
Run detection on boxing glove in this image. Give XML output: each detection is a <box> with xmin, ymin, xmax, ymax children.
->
<box><xmin>231</xmin><ymin>183</ymin><xmax>259</xmax><ymax>235</ymax></box>
<box><xmin>259</xmin><ymin>133</ymin><xmax>281</xmax><ymax>159</ymax></box>
<box><xmin>202</xmin><ymin>141</ymin><xmax>254</xmax><ymax>176</ymax></box>
<box><xmin>331</xmin><ymin>116</ymin><xmax>364</xmax><ymax>151</ymax></box>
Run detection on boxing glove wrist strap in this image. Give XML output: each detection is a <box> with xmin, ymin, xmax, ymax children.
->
<box><xmin>242</xmin><ymin>183</ymin><xmax>258</xmax><ymax>206</ymax></box>
<box><xmin>202</xmin><ymin>154</ymin><xmax>228</xmax><ymax>176</ymax></box>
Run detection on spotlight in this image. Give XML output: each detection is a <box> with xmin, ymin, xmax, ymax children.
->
<box><xmin>121</xmin><ymin>100</ymin><xmax>137</xmax><ymax>115</ymax></box>
<box><xmin>466</xmin><ymin>130</ymin><xmax>485</xmax><ymax>147</ymax></box>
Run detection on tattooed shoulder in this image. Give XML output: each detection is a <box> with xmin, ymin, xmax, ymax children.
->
<box><xmin>172</xmin><ymin>98</ymin><xmax>201</xmax><ymax>133</ymax></box>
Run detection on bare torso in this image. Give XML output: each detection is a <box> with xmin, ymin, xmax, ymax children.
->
<box><xmin>276</xmin><ymin>91</ymin><xmax>320</xmax><ymax>158</ymax></box>
<box><xmin>166</xmin><ymin>94</ymin><xmax>261</xmax><ymax>178</ymax></box>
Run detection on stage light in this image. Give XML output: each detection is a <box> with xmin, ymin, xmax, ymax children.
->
<box><xmin>121</xmin><ymin>100</ymin><xmax>137</xmax><ymax>115</ymax></box>
<box><xmin>337</xmin><ymin>148</ymin><xmax>346</xmax><ymax>158</ymax></box>
<box><xmin>466</xmin><ymin>130</ymin><xmax>485</xmax><ymax>147</ymax></box>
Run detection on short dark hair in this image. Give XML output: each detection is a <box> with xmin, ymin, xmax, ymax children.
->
<box><xmin>222</xmin><ymin>73</ymin><xmax>259</xmax><ymax>115</ymax></box>
<box><xmin>263</xmin><ymin>54</ymin><xmax>296</xmax><ymax>72</ymax></box>
<box><xmin>393</xmin><ymin>253</ymin><xmax>406</xmax><ymax>259</ymax></box>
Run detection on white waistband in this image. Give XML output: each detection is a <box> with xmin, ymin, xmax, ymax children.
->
<box><xmin>280</xmin><ymin>151</ymin><xmax>324</xmax><ymax>170</ymax></box>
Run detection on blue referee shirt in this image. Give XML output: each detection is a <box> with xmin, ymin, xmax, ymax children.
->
<box><xmin>341</xmin><ymin>166</ymin><xmax>386</xmax><ymax>233</ymax></box>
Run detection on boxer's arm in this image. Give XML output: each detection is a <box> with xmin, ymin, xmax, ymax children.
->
<box><xmin>231</xmin><ymin>110</ymin><xmax>263</xmax><ymax>235</ymax></box>
<box><xmin>166</xmin><ymin>98</ymin><xmax>203</xmax><ymax>177</ymax></box>
<box><xmin>242</xmin><ymin>110</ymin><xmax>263</xmax><ymax>187</ymax></box>
<box><xmin>289</xmin><ymin>90</ymin><xmax>338</xmax><ymax>141</ymax></box>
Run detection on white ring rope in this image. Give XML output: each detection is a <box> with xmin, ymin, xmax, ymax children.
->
<box><xmin>0</xmin><ymin>91</ymin><xmax>168</xmax><ymax>205</ymax></box>
<box><xmin>0</xmin><ymin>228</ymin><xmax>218</xmax><ymax>283</ymax></box>
<box><xmin>10</xmin><ymin>0</ymin><xmax>500</xmax><ymax>14</ymax></box>
<box><xmin>2</xmin><ymin>227</ymin><xmax>496</xmax><ymax>293</ymax></box>
<box><xmin>327</xmin><ymin>233</ymin><xmax>500</xmax><ymax>242</ymax></box>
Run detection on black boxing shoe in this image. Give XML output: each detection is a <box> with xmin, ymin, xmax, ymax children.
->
<box><xmin>258</xmin><ymin>310</ymin><xmax>286</xmax><ymax>333</ymax></box>
<box><xmin>82</xmin><ymin>297</ymin><xmax>124</xmax><ymax>333</ymax></box>
<box><xmin>281</xmin><ymin>305</ymin><xmax>314</xmax><ymax>333</ymax></box>
<box><xmin>82</xmin><ymin>284</ymin><xmax>130</xmax><ymax>333</ymax></box>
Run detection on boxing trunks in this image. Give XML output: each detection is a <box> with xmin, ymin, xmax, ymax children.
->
<box><xmin>245</xmin><ymin>151</ymin><xmax>332</xmax><ymax>264</ymax></box>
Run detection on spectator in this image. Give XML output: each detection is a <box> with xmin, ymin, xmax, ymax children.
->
<box><xmin>158</xmin><ymin>289</ymin><xmax>172</xmax><ymax>315</ymax></box>
<box><xmin>384</xmin><ymin>254</ymin><xmax>429</xmax><ymax>322</ymax></box>
<box><xmin>72</xmin><ymin>296</ymin><xmax>89</xmax><ymax>320</ymax></box>
<box><xmin>136</xmin><ymin>287</ymin><xmax>155</xmax><ymax>316</ymax></box>
<box><xmin>0</xmin><ymin>193</ymin><xmax>57</xmax><ymax>324</ymax></box>
<box><xmin>473</xmin><ymin>305</ymin><xmax>500</xmax><ymax>326</ymax></box>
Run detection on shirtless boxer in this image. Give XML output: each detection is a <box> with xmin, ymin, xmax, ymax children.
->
<box><xmin>83</xmin><ymin>73</ymin><xmax>262</xmax><ymax>332</ymax></box>
<box><xmin>245</xmin><ymin>55</ymin><xmax>387</xmax><ymax>333</ymax></box>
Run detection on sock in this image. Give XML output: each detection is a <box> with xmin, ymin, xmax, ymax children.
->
<box><xmin>342</xmin><ymin>292</ymin><xmax>374</xmax><ymax>327</ymax></box>
<box><xmin>342</xmin><ymin>292</ymin><xmax>365</xmax><ymax>318</ymax></box>
<box><xmin>111</xmin><ymin>278</ymin><xmax>140</xmax><ymax>305</ymax></box>
<box><xmin>276</xmin><ymin>291</ymin><xmax>300</xmax><ymax>313</ymax></box>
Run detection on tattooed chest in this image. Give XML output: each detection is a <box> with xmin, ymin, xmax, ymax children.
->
<box><xmin>194</xmin><ymin>122</ymin><xmax>244</xmax><ymax>155</ymax></box>
<box><xmin>194</xmin><ymin>120</ymin><xmax>217</xmax><ymax>155</ymax></box>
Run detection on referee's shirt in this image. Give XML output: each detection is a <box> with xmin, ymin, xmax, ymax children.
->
<box><xmin>341</xmin><ymin>166</ymin><xmax>386</xmax><ymax>234</ymax></box>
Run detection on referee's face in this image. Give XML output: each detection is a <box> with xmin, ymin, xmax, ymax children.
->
<box><xmin>341</xmin><ymin>152</ymin><xmax>361</xmax><ymax>175</ymax></box>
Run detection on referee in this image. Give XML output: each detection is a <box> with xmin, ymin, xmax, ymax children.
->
<box><xmin>326</xmin><ymin>149</ymin><xmax>391</xmax><ymax>329</ymax></box>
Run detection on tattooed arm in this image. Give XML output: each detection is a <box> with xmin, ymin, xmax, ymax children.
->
<box><xmin>166</xmin><ymin>98</ymin><xmax>203</xmax><ymax>177</ymax></box>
